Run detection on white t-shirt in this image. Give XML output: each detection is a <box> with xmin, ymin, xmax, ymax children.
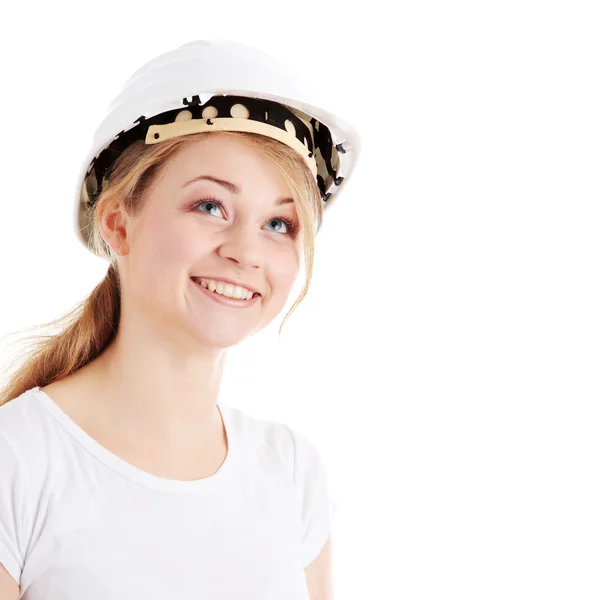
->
<box><xmin>0</xmin><ymin>386</ymin><xmax>331</xmax><ymax>599</ymax></box>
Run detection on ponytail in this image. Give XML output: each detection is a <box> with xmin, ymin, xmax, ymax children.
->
<box><xmin>0</xmin><ymin>263</ymin><xmax>120</xmax><ymax>406</ymax></box>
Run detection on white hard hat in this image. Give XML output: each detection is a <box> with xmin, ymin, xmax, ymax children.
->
<box><xmin>74</xmin><ymin>39</ymin><xmax>361</xmax><ymax>257</ymax></box>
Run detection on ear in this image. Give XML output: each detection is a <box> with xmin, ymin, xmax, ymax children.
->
<box><xmin>98</xmin><ymin>199</ymin><xmax>130</xmax><ymax>256</ymax></box>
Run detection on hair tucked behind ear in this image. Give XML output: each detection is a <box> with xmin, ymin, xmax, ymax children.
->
<box><xmin>0</xmin><ymin>131</ymin><xmax>322</xmax><ymax>406</ymax></box>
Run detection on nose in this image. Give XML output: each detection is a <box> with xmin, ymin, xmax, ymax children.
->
<box><xmin>217</xmin><ymin>221</ymin><xmax>262</xmax><ymax>270</ymax></box>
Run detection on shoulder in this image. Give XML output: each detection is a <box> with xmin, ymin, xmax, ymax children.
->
<box><xmin>224</xmin><ymin>403</ymin><xmax>318</xmax><ymax>451</ymax></box>
<box><xmin>0</xmin><ymin>387</ymin><xmax>55</xmax><ymax>475</ymax></box>
<box><xmin>0</xmin><ymin>387</ymin><xmax>48</xmax><ymax>440</ymax></box>
<box><xmin>0</xmin><ymin>388</ymin><xmax>46</xmax><ymax>507</ymax></box>
<box><xmin>222</xmin><ymin>403</ymin><xmax>326</xmax><ymax>481</ymax></box>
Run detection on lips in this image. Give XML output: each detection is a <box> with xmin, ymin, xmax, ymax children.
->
<box><xmin>191</xmin><ymin>277</ymin><xmax>261</xmax><ymax>308</ymax></box>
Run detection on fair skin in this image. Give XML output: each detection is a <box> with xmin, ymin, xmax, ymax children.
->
<box><xmin>0</xmin><ymin>134</ymin><xmax>331</xmax><ymax>599</ymax></box>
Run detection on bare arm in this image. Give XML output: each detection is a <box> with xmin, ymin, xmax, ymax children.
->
<box><xmin>304</xmin><ymin>535</ymin><xmax>333</xmax><ymax>600</ymax></box>
<box><xmin>0</xmin><ymin>563</ymin><xmax>19</xmax><ymax>600</ymax></box>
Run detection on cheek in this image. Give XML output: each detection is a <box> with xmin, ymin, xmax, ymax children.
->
<box><xmin>132</xmin><ymin>215</ymin><xmax>201</xmax><ymax>287</ymax></box>
<box><xmin>270</xmin><ymin>247</ymin><xmax>302</xmax><ymax>293</ymax></box>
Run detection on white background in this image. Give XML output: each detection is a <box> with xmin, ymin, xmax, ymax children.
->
<box><xmin>1</xmin><ymin>1</ymin><xmax>599</xmax><ymax>598</ymax></box>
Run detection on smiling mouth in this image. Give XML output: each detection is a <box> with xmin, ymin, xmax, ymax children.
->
<box><xmin>190</xmin><ymin>277</ymin><xmax>261</xmax><ymax>301</ymax></box>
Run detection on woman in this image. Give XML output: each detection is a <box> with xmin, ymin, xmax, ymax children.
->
<box><xmin>0</xmin><ymin>40</ymin><xmax>360</xmax><ymax>599</ymax></box>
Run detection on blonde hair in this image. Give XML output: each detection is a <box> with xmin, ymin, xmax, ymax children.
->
<box><xmin>0</xmin><ymin>131</ymin><xmax>323</xmax><ymax>406</ymax></box>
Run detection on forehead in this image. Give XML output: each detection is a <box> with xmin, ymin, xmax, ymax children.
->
<box><xmin>159</xmin><ymin>135</ymin><xmax>292</xmax><ymax>198</ymax></box>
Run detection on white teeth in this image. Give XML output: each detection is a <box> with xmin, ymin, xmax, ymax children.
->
<box><xmin>231</xmin><ymin>285</ymin><xmax>249</xmax><ymax>299</ymax></box>
<box><xmin>198</xmin><ymin>278</ymin><xmax>255</xmax><ymax>301</ymax></box>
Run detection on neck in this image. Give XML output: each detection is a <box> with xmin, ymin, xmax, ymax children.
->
<box><xmin>85</xmin><ymin>312</ymin><xmax>228</xmax><ymax>444</ymax></box>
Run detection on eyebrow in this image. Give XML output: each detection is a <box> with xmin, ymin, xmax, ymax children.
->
<box><xmin>182</xmin><ymin>175</ymin><xmax>294</xmax><ymax>205</ymax></box>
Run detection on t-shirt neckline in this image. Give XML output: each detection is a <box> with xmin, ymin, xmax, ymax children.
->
<box><xmin>31</xmin><ymin>386</ymin><xmax>238</xmax><ymax>495</ymax></box>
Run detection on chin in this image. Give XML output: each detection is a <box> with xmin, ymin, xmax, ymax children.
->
<box><xmin>194</xmin><ymin>326</ymin><xmax>255</xmax><ymax>349</ymax></box>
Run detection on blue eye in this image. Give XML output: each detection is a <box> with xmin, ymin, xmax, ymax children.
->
<box><xmin>190</xmin><ymin>197</ymin><xmax>298</xmax><ymax>238</ymax></box>
<box><xmin>266</xmin><ymin>218</ymin><xmax>290</xmax><ymax>235</ymax></box>
<box><xmin>195</xmin><ymin>198</ymin><xmax>225</xmax><ymax>218</ymax></box>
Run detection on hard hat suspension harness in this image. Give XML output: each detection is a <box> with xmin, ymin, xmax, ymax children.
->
<box><xmin>84</xmin><ymin>95</ymin><xmax>345</xmax><ymax>209</ymax></box>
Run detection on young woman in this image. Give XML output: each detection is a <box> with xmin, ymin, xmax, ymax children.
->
<box><xmin>0</xmin><ymin>40</ymin><xmax>360</xmax><ymax>599</ymax></box>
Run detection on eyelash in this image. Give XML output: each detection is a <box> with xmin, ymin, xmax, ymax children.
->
<box><xmin>190</xmin><ymin>196</ymin><xmax>299</xmax><ymax>237</ymax></box>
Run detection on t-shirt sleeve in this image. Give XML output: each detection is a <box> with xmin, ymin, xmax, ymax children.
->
<box><xmin>288</xmin><ymin>428</ymin><xmax>332</xmax><ymax>569</ymax></box>
<box><xmin>0</xmin><ymin>431</ymin><xmax>31</xmax><ymax>585</ymax></box>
